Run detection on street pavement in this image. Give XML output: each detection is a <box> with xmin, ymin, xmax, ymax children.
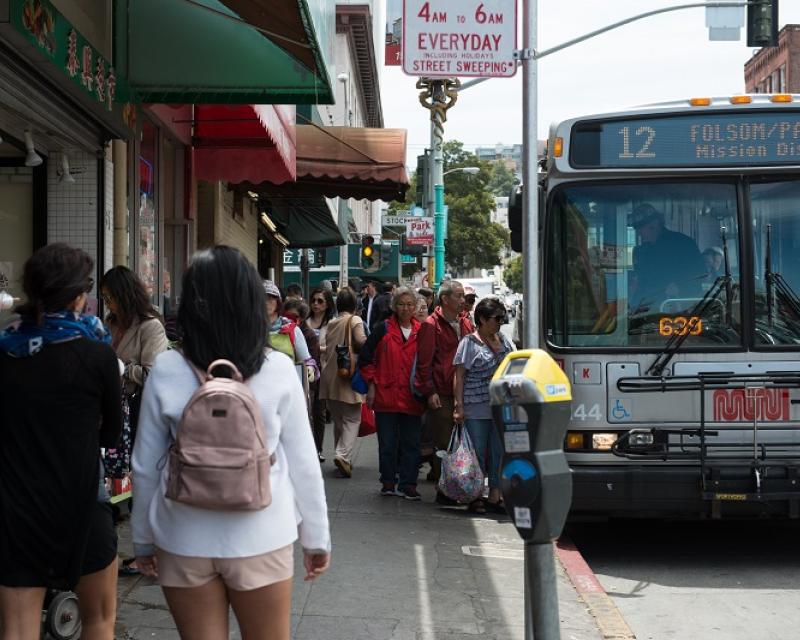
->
<box><xmin>114</xmin><ymin>424</ymin><xmax>604</xmax><ymax>639</ymax></box>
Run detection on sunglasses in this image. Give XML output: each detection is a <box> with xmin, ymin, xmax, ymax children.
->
<box><xmin>311</xmin><ymin>298</ymin><xmax>325</xmax><ymax>304</ymax></box>
<box><xmin>491</xmin><ymin>314</ymin><xmax>508</xmax><ymax>324</ymax></box>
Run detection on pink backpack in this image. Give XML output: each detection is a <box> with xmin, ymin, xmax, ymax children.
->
<box><xmin>165</xmin><ymin>358</ymin><xmax>275</xmax><ymax>511</ymax></box>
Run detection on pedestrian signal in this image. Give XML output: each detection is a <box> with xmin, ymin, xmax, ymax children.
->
<box><xmin>747</xmin><ymin>0</ymin><xmax>778</xmax><ymax>47</ymax></box>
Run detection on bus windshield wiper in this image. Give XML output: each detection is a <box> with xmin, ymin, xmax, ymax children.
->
<box><xmin>765</xmin><ymin>223</ymin><xmax>800</xmax><ymax>326</ymax></box>
<box><xmin>646</xmin><ymin>227</ymin><xmax>732</xmax><ymax>377</ymax></box>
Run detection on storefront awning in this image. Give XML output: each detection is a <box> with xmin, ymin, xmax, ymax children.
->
<box><xmin>194</xmin><ymin>105</ymin><xmax>296</xmax><ymax>184</ymax></box>
<box><xmin>115</xmin><ymin>0</ymin><xmax>334</xmax><ymax>104</ymax></box>
<box><xmin>262</xmin><ymin>198</ymin><xmax>345</xmax><ymax>248</ymax></box>
<box><xmin>257</xmin><ymin>125</ymin><xmax>410</xmax><ymax>202</ymax></box>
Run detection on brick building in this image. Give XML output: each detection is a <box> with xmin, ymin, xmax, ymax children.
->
<box><xmin>744</xmin><ymin>25</ymin><xmax>800</xmax><ymax>93</ymax></box>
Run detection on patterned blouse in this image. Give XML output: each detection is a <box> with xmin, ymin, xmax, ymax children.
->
<box><xmin>453</xmin><ymin>331</ymin><xmax>514</xmax><ymax>420</ymax></box>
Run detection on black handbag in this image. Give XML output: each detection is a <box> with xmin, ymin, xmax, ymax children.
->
<box><xmin>336</xmin><ymin>316</ymin><xmax>357</xmax><ymax>379</ymax></box>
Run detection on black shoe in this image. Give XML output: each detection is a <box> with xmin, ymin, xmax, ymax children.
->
<box><xmin>318</xmin><ymin>452</ymin><xmax>325</xmax><ymax>463</ymax></box>
<box><xmin>435</xmin><ymin>491</ymin><xmax>458</xmax><ymax>506</ymax></box>
<box><xmin>380</xmin><ymin>484</ymin><xmax>401</xmax><ymax>497</ymax></box>
<box><xmin>401</xmin><ymin>487</ymin><xmax>421</xmax><ymax>501</ymax></box>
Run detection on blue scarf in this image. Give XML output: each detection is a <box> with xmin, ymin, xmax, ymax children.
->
<box><xmin>0</xmin><ymin>311</ymin><xmax>111</xmax><ymax>358</ymax></box>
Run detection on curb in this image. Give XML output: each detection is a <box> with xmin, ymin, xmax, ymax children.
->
<box><xmin>556</xmin><ymin>537</ymin><xmax>637</xmax><ymax>640</ymax></box>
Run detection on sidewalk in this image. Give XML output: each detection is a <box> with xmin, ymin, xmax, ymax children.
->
<box><xmin>114</xmin><ymin>426</ymin><xmax>603</xmax><ymax>640</ymax></box>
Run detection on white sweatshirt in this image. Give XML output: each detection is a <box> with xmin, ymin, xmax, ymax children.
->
<box><xmin>131</xmin><ymin>349</ymin><xmax>330</xmax><ymax>558</ymax></box>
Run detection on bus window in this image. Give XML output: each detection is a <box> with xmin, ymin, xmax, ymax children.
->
<box><xmin>546</xmin><ymin>182</ymin><xmax>742</xmax><ymax>348</ymax></box>
<box><xmin>751</xmin><ymin>180</ymin><xmax>800</xmax><ymax>346</ymax></box>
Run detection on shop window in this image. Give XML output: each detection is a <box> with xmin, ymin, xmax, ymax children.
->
<box><xmin>138</xmin><ymin>118</ymin><xmax>158</xmax><ymax>304</ymax></box>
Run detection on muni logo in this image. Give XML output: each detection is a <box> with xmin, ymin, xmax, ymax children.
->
<box><xmin>712</xmin><ymin>389</ymin><xmax>790</xmax><ymax>422</ymax></box>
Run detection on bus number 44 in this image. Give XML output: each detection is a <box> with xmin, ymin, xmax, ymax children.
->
<box><xmin>573</xmin><ymin>403</ymin><xmax>602</xmax><ymax>421</ymax></box>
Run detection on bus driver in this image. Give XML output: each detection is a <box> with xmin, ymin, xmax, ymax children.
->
<box><xmin>629</xmin><ymin>203</ymin><xmax>706</xmax><ymax>314</ymax></box>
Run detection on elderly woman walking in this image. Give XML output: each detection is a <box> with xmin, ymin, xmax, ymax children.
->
<box><xmin>318</xmin><ymin>289</ymin><xmax>367</xmax><ymax>478</ymax></box>
<box><xmin>359</xmin><ymin>287</ymin><xmax>425</xmax><ymax>500</ymax></box>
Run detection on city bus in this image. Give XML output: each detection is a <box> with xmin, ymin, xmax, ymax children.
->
<box><xmin>541</xmin><ymin>95</ymin><xmax>800</xmax><ymax>518</ymax></box>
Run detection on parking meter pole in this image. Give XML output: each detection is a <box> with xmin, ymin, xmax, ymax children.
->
<box><xmin>490</xmin><ymin>350</ymin><xmax>571</xmax><ymax>640</ymax></box>
<box><xmin>528</xmin><ymin>542</ymin><xmax>560</xmax><ymax>639</ymax></box>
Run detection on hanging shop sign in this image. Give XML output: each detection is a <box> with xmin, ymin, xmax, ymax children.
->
<box><xmin>11</xmin><ymin>0</ymin><xmax>136</xmax><ymax>128</ymax></box>
<box><xmin>402</xmin><ymin>0</ymin><xmax>517</xmax><ymax>78</ymax></box>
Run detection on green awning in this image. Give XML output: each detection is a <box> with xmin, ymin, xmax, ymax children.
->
<box><xmin>263</xmin><ymin>197</ymin><xmax>344</xmax><ymax>248</ymax></box>
<box><xmin>115</xmin><ymin>0</ymin><xmax>334</xmax><ymax>104</ymax></box>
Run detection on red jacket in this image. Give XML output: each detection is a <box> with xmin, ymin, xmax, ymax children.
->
<box><xmin>359</xmin><ymin>316</ymin><xmax>425</xmax><ymax>416</ymax></box>
<box><xmin>414</xmin><ymin>307</ymin><xmax>475</xmax><ymax>399</ymax></box>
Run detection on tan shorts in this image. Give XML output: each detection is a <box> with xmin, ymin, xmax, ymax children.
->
<box><xmin>155</xmin><ymin>544</ymin><xmax>294</xmax><ymax>591</ymax></box>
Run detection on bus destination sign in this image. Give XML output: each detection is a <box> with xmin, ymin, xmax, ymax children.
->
<box><xmin>570</xmin><ymin>112</ymin><xmax>800</xmax><ymax>169</ymax></box>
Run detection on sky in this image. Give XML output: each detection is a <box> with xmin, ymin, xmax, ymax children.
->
<box><xmin>379</xmin><ymin>0</ymin><xmax>800</xmax><ymax>167</ymax></box>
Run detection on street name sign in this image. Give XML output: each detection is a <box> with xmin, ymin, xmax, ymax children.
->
<box><xmin>402</xmin><ymin>0</ymin><xmax>517</xmax><ymax>78</ymax></box>
<box><xmin>384</xmin><ymin>215</ymin><xmax>412</xmax><ymax>227</ymax></box>
<box><xmin>406</xmin><ymin>216</ymin><xmax>434</xmax><ymax>245</ymax></box>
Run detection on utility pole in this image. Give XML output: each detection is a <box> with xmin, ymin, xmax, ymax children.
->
<box><xmin>417</xmin><ymin>77</ymin><xmax>460</xmax><ymax>289</ymax></box>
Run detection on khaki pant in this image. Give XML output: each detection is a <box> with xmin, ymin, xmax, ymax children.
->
<box><xmin>423</xmin><ymin>395</ymin><xmax>455</xmax><ymax>482</ymax></box>
<box><xmin>328</xmin><ymin>399</ymin><xmax>362</xmax><ymax>465</ymax></box>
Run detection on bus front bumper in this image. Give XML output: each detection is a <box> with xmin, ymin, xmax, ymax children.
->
<box><xmin>570</xmin><ymin>464</ymin><xmax>800</xmax><ymax>518</ymax></box>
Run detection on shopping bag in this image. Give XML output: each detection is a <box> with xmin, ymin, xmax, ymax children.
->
<box><xmin>358</xmin><ymin>403</ymin><xmax>377</xmax><ymax>437</ymax></box>
<box><xmin>438</xmin><ymin>424</ymin><xmax>485</xmax><ymax>503</ymax></box>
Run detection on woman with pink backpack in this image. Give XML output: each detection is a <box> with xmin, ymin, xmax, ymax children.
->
<box><xmin>131</xmin><ymin>246</ymin><xmax>330</xmax><ymax>640</ymax></box>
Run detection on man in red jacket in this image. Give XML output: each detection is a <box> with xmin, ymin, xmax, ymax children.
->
<box><xmin>414</xmin><ymin>280</ymin><xmax>475</xmax><ymax>501</ymax></box>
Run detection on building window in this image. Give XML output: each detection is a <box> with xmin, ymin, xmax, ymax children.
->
<box><xmin>779</xmin><ymin>65</ymin><xmax>786</xmax><ymax>93</ymax></box>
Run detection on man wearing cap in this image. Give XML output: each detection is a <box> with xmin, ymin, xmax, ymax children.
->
<box><xmin>463</xmin><ymin>285</ymin><xmax>477</xmax><ymax>322</ymax></box>
<box><xmin>629</xmin><ymin>204</ymin><xmax>705</xmax><ymax>312</ymax></box>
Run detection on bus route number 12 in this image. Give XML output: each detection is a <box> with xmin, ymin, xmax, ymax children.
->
<box><xmin>573</xmin><ymin>403</ymin><xmax>601</xmax><ymax>421</ymax></box>
<box><xmin>618</xmin><ymin>126</ymin><xmax>656</xmax><ymax>159</ymax></box>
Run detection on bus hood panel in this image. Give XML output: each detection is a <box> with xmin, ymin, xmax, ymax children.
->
<box><xmin>608</xmin><ymin>361</ymin><xmax>800</xmax><ymax>425</ymax></box>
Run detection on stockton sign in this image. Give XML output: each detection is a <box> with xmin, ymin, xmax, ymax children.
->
<box><xmin>402</xmin><ymin>0</ymin><xmax>517</xmax><ymax>78</ymax></box>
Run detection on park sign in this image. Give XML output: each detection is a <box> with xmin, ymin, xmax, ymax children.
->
<box><xmin>402</xmin><ymin>0</ymin><xmax>517</xmax><ymax>78</ymax></box>
<box><xmin>405</xmin><ymin>216</ymin><xmax>434</xmax><ymax>245</ymax></box>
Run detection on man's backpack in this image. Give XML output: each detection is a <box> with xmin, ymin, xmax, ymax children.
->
<box><xmin>165</xmin><ymin>358</ymin><xmax>275</xmax><ymax>511</ymax></box>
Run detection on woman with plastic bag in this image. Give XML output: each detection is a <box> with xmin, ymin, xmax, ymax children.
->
<box><xmin>453</xmin><ymin>297</ymin><xmax>514</xmax><ymax>514</ymax></box>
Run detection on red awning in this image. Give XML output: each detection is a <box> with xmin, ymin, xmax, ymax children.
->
<box><xmin>293</xmin><ymin>125</ymin><xmax>408</xmax><ymax>201</ymax></box>
<box><xmin>194</xmin><ymin>105</ymin><xmax>296</xmax><ymax>184</ymax></box>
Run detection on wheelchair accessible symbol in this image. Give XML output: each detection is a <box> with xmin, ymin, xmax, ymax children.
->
<box><xmin>611</xmin><ymin>399</ymin><xmax>632</xmax><ymax>421</ymax></box>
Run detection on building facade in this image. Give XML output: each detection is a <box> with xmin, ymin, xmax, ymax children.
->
<box><xmin>744</xmin><ymin>24</ymin><xmax>800</xmax><ymax>93</ymax></box>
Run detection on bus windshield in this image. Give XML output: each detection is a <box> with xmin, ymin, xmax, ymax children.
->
<box><xmin>751</xmin><ymin>179</ymin><xmax>800</xmax><ymax>346</ymax></box>
<box><xmin>546</xmin><ymin>181</ymin><xmax>742</xmax><ymax>348</ymax></box>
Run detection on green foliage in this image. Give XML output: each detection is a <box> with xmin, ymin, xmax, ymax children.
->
<box><xmin>487</xmin><ymin>161</ymin><xmax>519</xmax><ymax>197</ymax></box>
<box><xmin>441</xmin><ymin>141</ymin><xmax>509</xmax><ymax>273</ymax></box>
<box><xmin>504</xmin><ymin>255</ymin><xmax>523</xmax><ymax>292</ymax></box>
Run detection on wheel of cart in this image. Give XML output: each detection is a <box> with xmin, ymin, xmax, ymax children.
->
<box><xmin>42</xmin><ymin>589</ymin><xmax>82</xmax><ymax>640</ymax></box>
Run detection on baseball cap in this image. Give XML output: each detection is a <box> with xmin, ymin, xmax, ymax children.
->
<box><xmin>628</xmin><ymin>203</ymin><xmax>664</xmax><ymax>229</ymax></box>
<box><xmin>263</xmin><ymin>280</ymin><xmax>282</xmax><ymax>300</ymax></box>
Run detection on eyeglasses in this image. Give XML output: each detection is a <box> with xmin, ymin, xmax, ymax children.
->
<box><xmin>490</xmin><ymin>314</ymin><xmax>508</xmax><ymax>323</ymax></box>
<box><xmin>311</xmin><ymin>298</ymin><xmax>325</xmax><ymax>304</ymax></box>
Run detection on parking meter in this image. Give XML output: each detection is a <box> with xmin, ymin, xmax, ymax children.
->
<box><xmin>490</xmin><ymin>349</ymin><xmax>572</xmax><ymax>543</ymax></box>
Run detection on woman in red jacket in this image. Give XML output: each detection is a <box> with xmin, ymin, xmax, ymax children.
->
<box><xmin>359</xmin><ymin>287</ymin><xmax>425</xmax><ymax>500</ymax></box>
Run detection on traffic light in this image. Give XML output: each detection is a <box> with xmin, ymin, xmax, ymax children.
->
<box><xmin>360</xmin><ymin>234</ymin><xmax>379</xmax><ymax>271</ymax></box>
<box><xmin>415</xmin><ymin>152</ymin><xmax>428</xmax><ymax>208</ymax></box>
<box><xmin>509</xmin><ymin>184</ymin><xmax>523</xmax><ymax>253</ymax></box>
<box><xmin>747</xmin><ymin>0</ymin><xmax>778</xmax><ymax>47</ymax></box>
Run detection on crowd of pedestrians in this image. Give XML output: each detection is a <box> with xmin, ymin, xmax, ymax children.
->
<box><xmin>0</xmin><ymin>241</ymin><xmax>512</xmax><ymax>639</ymax></box>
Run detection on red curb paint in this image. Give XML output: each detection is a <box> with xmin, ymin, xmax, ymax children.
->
<box><xmin>555</xmin><ymin>536</ymin><xmax>606</xmax><ymax>596</ymax></box>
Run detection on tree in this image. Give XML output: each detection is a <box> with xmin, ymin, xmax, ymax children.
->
<box><xmin>441</xmin><ymin>141</ymin><xmax>509</xmax><ymax>273</ymax></box>
<box><xmin>487</xmin><ymin>160</ymin><xmax>519</xmax><ymax>197</ymax></box>
<box><xmin>504</xmin><ymin>255</ymin><xmax>523</xmax><ymax>292</ymax></box>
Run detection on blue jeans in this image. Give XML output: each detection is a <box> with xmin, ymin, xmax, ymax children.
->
<box><xmin>375</xmin><ymin>412</ymin><xmax>422</xmax><ymax>489</ymax></box>
<box><xmin>465</xmin><ymin>418</ymin><xmax>502</xmax><ymax>489</ymax></box>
